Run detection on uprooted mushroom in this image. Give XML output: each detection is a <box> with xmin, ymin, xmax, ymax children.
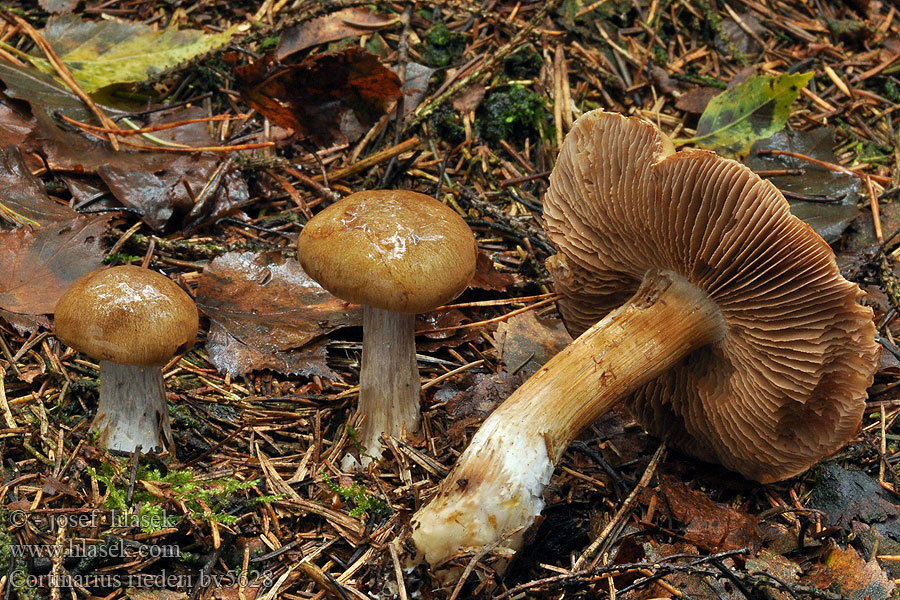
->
<box><xmin>407</xmin><ymin>111</ymin><xmax>880</xmax><ymax>569</ymax></box>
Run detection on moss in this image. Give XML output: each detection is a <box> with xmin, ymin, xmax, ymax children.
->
<box><xmin>321</xmin><ymin>471</ymin><xmax>391</xmax><ymax>520</ymax></box>
<box><xmin>430</xmin><ymin>105</ymin><xmax>466</xmax><ymax>144</ymax></box>
<box><xmin>421</xmin><ymin>22</ymin><xmax>466</xmax><ymax>68</ymax></box>
<box><xmin>504</xmin><ymin>48</ymin><xmax>543</xmax><ymax>79</ymax></box>
<box><xmin>884</xmin><ymin>79</ymin><xmax>900</xmax><ymax>103</ymax></box>
<box><xmin>477</xmin><ymin>84</ymin><xmax>546</xmax><ymax>143</ymax></box>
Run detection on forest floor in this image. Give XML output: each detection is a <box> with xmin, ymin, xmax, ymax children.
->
<box><xmin>1</xmin><ymin>0</ymin><xmax>900</xmax><ymax>598</ymax></box>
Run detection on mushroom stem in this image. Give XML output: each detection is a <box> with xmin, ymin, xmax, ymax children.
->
<box><xmin>410</xmin><ymin>270</ymin><xmax>726</xmax><ymax>567</ymax></box>
<box><xmin>91</xmin><ymin>361</ymin><xmax>173</xmax><ymax>453</ymax></box>
<box><xmin>354</xmin><ymin>305</ymin><xmax>421</xmax><ymax>463</ymax></box>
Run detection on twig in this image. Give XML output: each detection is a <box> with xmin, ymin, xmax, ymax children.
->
<box><xmin>573</xmin><ymin>443</ymin><xmax>666</xmax><ymax>570</ymax></box>
<box><xmin>405</xmin><ymin>0</ymin><xmax>563</xmax><ymax>130</ymax></box>
<box><xmin>6</xmin><ymin>13</ymin><xmax>121</xmax><ymax>150</ymax></box>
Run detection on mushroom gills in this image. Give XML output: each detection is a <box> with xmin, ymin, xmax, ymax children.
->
<box><xmin>411</xmin><ymin>269</ymin><xmax>725</xmax><ymax>566</ymax></box>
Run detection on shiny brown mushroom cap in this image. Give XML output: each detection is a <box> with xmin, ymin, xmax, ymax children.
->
<box><xmin>55</xmin><ymin>265</ymin><xmax>198</xmax><ymax>367</ymax></box>
<box><xmin>544</xmin><ymin>110</ymin><xmax>879</xmax><ymax>483</ymax></box>
<box><xmin>297</xmin><ymin>190</ymin><xmax>478</xmax><ymax>314</ymax></box>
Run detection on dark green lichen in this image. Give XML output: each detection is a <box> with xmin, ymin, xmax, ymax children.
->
<box><xmin>430</xmin><ymin>105</ymin><xmax>466</xmax><ymax>144</ymax></box>
<box><xmin>421</xmin><ymin>22</ymin><xmax>466</xmax><ymax>68</ymax></box>
<box><xmin>477</xmin><ymin>84</ymin><xmax>546</xmax><ymax>143</ymax></box>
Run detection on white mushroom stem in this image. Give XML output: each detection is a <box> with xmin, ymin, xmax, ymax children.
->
<box><xmin>91</xmin><ymin>361</ymin><xmax>173</xmax><ymax>453</ymax></box>
<box><xmin>351</xmin><ymin>305</ymin><xmax>421</xmax><ymax>465</ymax></box>
<box><xmin>410</xmin><ymin>270</ymin><xmax>726</xmax><ymax>567</ymax></box>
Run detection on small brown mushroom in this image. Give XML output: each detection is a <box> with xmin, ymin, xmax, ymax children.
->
<box><xmin>298</xmin><ymin>190</ymin><xmax>477</xmax><ymax>466</ymax></box>
<box><xmin>54</xmin><ymin>265</ymin><xmax>198</xmax><ymax>453</ymax></box>
<box><xmin>409</xmin><ymin>111</ymin><xmax>879</xmax><ymax>567</ymax></box>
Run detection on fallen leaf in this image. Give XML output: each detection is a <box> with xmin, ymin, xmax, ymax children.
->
<box><xmin>0</xmin><ymin>214</ymin><xmax>109</xmax><ymax>315</ymax></box>
<box><xmin>805</xmin><ymin>541</ymin><xmax>896</xmax><ymax>600</ymax></box>
<box><xmin>451</xmin><ymin>84</ymin><xmax>486</xmax><ymax>113</ymax></box>
<box><xmin>745</xmin><ymin>128</ymin><xmax>861</xmax><ymax>243</ymax></box>
<box><xmin>807</xmin><ymin>464</ymin><xmax>900</xmax><ymax>530</ymax></box>
<box><xmin>39</xmin><ymin>0</ymin><xmax>78</xmax><ymax>13</ymax></box>
<box><xmin>0</xmin><ymin>98</ymin><xmax>37</xmax><ymax>152</ymax></box>
<box><xmin>471</xmin><ymin>250</ymin><xmax>516</xmax><ymax>291</ymax></box>
<box><xmin>0</xmin><ymin>146</ymin><xmax>76</xmax><ymax>226</ymax></box>
<box><xmin>29</xmin><ymin>15</ymin><xmax>235</xmax><ymax>93</ymax></box>
<box><xmin>276</xmin><ymin>7</ymin><xmax>399</xmax><ymax>59</ymax></box>
<box><xmin>660</xmin><ymin>474</ymin><xmax>761</xmax><ymax>552</ymax></box>
<box><xmin>234</xmin><ymin>47</ymin><xmax>402</xmax><ymax>146</ymax></box>
<box><xmin>494</xmin><ymin>310</ymin><xmax>571</xmax><ymax>378</ymax></box>
<box><xmin>688</xmin><ymin>71</ymin><xmax>813</xmax><ymax>157</ymax></box>
<box><xmin>675</xmin><ymin>87</ymin><xmax>721</xmax><ymax>114</ymax></box>
<box><xmin>196</xmin><ymin>251</ymin><xmax>360</xmax><ymax>376</ymax></box>
<box><xmin>0</xmin><ymin>62</ymin><xmax>126</xmax><ymax>122</ymax></box>
<box><xmin>28</xmin><ymin>107</ymin><xmax>173</xmax><ymax>174</ymax></box>
<box><xmin>400</xmin><ymin>62</ymin><xmax>436</xmax><ymax>116</ymax></box>
<box><xmin>438</xmin><ymin>372</ymin><xmax>523</xmax><ymax>420</ymax></box>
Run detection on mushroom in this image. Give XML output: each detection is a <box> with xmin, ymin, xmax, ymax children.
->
<box><xmin>408</xmin><ymin>111</ymin><xmax>879</xmax><ymax>568</ymax></box>
<box><xmin>297</xmin><ymin>190</ymin><xmax>477</xmax><ymax>466</ymax></box>
<box><xmin>55</xmin><ymin>265</ymin><xmax>198</xmax><ymax>453</ymax></box>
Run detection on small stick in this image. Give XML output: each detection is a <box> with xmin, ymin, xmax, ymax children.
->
<box><xmin>416</xmin><ymin>296</ymin><xmax>560</xmax><ymax>335</ymax></box>
<box><xmin>316</xmin><ymin>137</ymin><xmax>420</xmax><ymax>183</ymax></box>
<box><xmin>755</xmin><ymin>149</ymin><xmax>892</xmax><ymax>184</ymax></box>
<box><xmin>867</xmin><ymin>174</ymin><xmax>884</xmax><ymax>244</ymax></box>
<box><xmin>57</xmin><ymin>112</ymin><xmax>249</xmax><ymax>136</ymax></box>
<box><xmin>574</xmin><ymin>444</ymin><xmax>666</xmax><ymax>570</ymax></box>
<box><xmin>8</xmin><ymin>14</ymin><xmax>121</xmax><ymax>150</ymax></box>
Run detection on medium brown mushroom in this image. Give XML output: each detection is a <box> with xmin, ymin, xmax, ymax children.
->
<box><xmin>55</xmin><ymin>265</ymin><xmax>198</xmax><ymax>453</ymax></box>
<box><xmin>298</xmin><ymin>190</ymin><xmax>477</xmax><ymax>466</ymax></box>
<box><xmin>409</xmin><ymin>111</ymin><xmax>879</xmax><ymax>567</ymax></box>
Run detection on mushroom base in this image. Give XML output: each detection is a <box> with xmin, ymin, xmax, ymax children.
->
<box><xmin>409</xmin><ymin>270</ymin><xmax>725</xmax><ymax>569</ymax></box>
<box><xmin>345</xmin><ymin>306</ymin><xmax>421</xmax><ymax>469</ymax></box>
<box><xmin>91</xmin><ymin>361</ymin><xmax>174</xmax><ymax>453</ymax></box>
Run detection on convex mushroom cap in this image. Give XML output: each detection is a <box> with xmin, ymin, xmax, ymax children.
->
<box><xmin>297</xmin><ymin>190</ymin><xmax>477</xmax><ymax>314</ymax></box>
<box><xmin>544</xmin><ymin>110</ymin><xmax>879</xmax><ymax>482</ymax></box>
<box><xmin>55</xmin><ymin>265</ymin><xmax>198</xmax><ymax>366</ymax></box>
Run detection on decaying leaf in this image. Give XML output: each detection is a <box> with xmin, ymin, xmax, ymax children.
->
<box><xmin>234</xmin><ymin>46</ymin><xmax>402</xmax><ymax>146</ymax></box>
<box><xmin>807</xmin><ymin>463</ymin><xmax>900</xmax><ymax>530</ymax></box>
<box><xmin>0</xmin><ymin>146</ymin><xmax>76</xmax><ymax>226</ymax></box>
<box><xmin>687</xmin><ymin>71</ymin><xmax>813</xmax><ymax>157</ymax></box>
<box><xmin>196</xmin><ymin>251</ymin><xmax>360</xmax><ymax>376</ymax></box>
<box><xmin>494</xmin><ymin>310</ymin><xmax>571</xmax><ymax>378</ymax></box>
<box><xmin>276</xmin><ymin>7</ymin><xmax>399</xmax><ymax>59</ymax></box>
<box><xmin>660</xmin><ymin>475</ymin><xmax>761</xmax><ymax>552</ymax></box>
<box><xmin>206</xmin><ymin>324</ymin><xmax>338</xmax><ymax>379</ymax></box>
<box><xmin>746</xmin><ymin>128</ymin><xmax>861</xmax><ymax>243</ymax></box>
<box><xmin>0</xmin><ymin>214</ymin><xmax>109</xmax><ymax>316</ymax></box>
<box><xmin>0</xmin><ymin>61</ymin><xmax>125</xmax><ymax>122</ymax></box>
<box><xmin>805</xmin><ymin>541</ymin><xmax>896</xmax><ymax>600</ymax></box>
<box><xmin>28</xmin><ymin>15</ymin><xmax>235</xmax><ymax>93</ymax></box>
<box><xmin>471</xmin><ymin>251</ymin><xmax>516</xmax><ymax>291</ymax></box>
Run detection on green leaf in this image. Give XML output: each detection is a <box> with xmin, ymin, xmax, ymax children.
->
<box><xmin>26</xmin><ymin>15</ymin><xmax>235</xmax><ymax>93</ymax></box>
<box><xmin>678</xmin><ymin>72</ymin><xmax>813</xmax><ymax>157</ymax></box>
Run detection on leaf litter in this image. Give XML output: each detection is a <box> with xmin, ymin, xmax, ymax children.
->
<box><xmin>0</xmin><ymin>1</ymin><xmax>898</xmax><ymax>599</ymax></box>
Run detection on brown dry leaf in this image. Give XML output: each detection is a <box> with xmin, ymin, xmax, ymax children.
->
<box><xmin>804</xmin><ymin>541</ymin><xmax>896</xmax><ymax>599</ymax></box>
<box><xmin>451</xmin><ymin>84</ymin><xmax>486</xmax><ymax>113</ymax></box>
<box><xmin>276</xmin><ymin>7</ymin><xmax>399</xmax><ymax>59</ymax></box>
<box><xmin>234</xmin><ymin>47</ymin><xmax>402</xmax><ymax>146</ymax></box>
<box><xmin>643</xmin><ymin>542</ymin><xmax>747</xmax><ymax>600</ymax></box>
<box><xmin>494</xmin><ymin>310</ymin><xmax>571</xmax><ymax>377</ymax></box>
<box><xmin>0</xmin><ymin>146</ymin><xmax>76</xmax><ymax>225</ymax></box>
<box><xmin>660</xmin><ymin>474</ymin><xmax>761</xmax><ymax>552</ymax></box>
<box><xmin>675</xmin><ymin>87</ymin><xmax>720</xmax><ymax>114</ymax></box>
<box><xmin>196</xmin><ymin>251</ymin><xmax>360</xmax><ymax>377</ymax></box>
<box><xmin>0</xmin><ymin>214</ymin><xmax>109</xmax><ymax>316</ymax></box>
<box><xmin>471</xmin><ymin>251</ymin><xmax>516</xmax><ymax>291</ymax></box>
